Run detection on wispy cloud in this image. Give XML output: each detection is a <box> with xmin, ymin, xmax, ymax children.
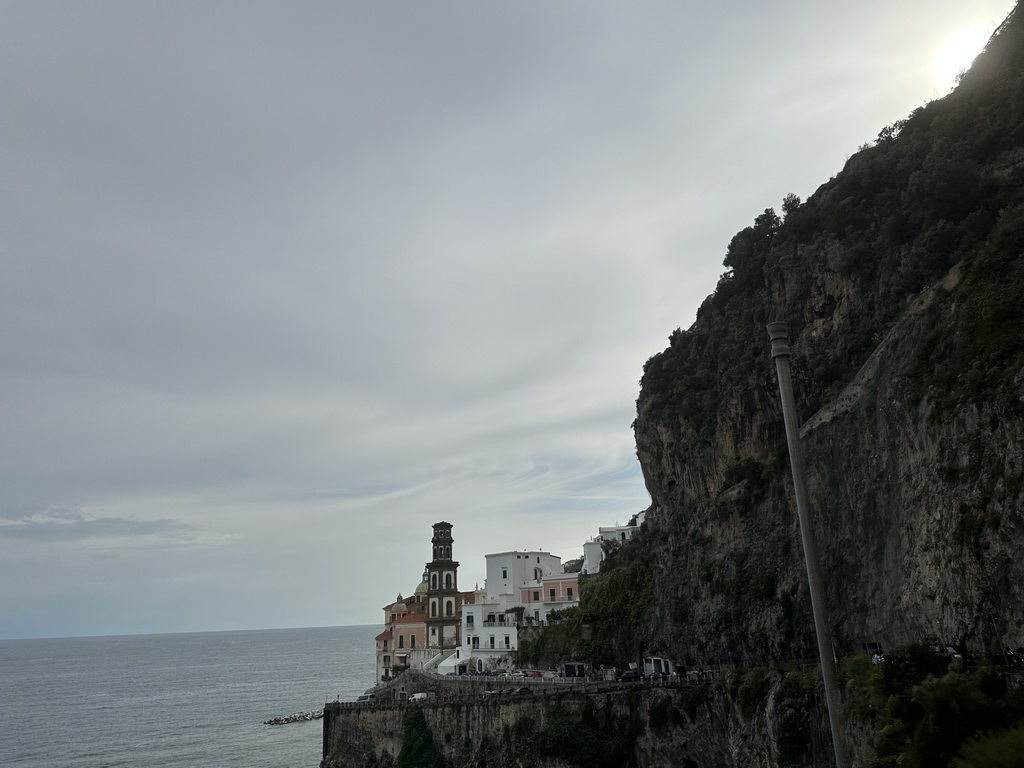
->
<box><xmin>0</xmin><ymin>505</ymin><xmax>220</xmax><ymax>546</ymax></box>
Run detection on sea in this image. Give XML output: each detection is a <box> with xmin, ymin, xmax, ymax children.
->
<box><xmin>0</xmin><ymin>624</ymin><xmax>379</xmax><ymax>768</ymax></box>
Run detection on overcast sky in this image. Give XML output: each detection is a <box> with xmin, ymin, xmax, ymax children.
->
<box><xmin>1</xmin><ymin>0</ymin><xmax>1013</xmax><ymax>639</ymax></box>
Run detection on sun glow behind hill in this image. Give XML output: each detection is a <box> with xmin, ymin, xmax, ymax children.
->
<box><xmin>933</xmin><ymin>25</ymin><xmax>994</xmax><ymax>91</ymax></box>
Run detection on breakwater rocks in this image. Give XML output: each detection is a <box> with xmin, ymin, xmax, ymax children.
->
<box><xmin>264</xmin><ymin>709</ymin><xmax>323</xmax><ymax>725</ymax></box>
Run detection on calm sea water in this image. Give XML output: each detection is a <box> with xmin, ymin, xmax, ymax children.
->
<box><xmin>0</xmin><ymin>625</ymin><xmax>378</xmax><ymax>768</ymax></box>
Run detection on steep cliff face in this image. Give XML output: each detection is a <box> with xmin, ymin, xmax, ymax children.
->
<box><xmin>632</xmin><ymin>4</ymin><xmax>1024</xmax><ymax>668</ymax></box>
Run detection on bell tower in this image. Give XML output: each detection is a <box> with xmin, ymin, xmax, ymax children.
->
<box><xmin>425</xmin><ymin>521</ymin><xmax>460</xmax><ymax>650</ymax></box>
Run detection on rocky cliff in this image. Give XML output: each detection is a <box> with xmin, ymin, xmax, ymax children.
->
<box><xmin>632</xmin><ymin>3</ymin><xmax>1024</xmax><ymax>670</ymax></box>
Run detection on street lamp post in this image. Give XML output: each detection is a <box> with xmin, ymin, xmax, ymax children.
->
<box><xmin>767</xmin><ymin>321</ymin><xmax>850</xmax><ymax>768</ymax></box>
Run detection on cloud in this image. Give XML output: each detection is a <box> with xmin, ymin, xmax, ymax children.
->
<box><xmin>0</xmin><ymin>505</ymin><xmax>217</xmax><ymax>546</ymax></box>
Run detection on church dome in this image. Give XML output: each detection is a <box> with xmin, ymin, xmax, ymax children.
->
<box><xmin>414</xmin><ymin>567</ymin><xmax>429</xmax><ymax>595</ymax></box>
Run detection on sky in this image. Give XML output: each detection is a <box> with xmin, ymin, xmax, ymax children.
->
<box><xmin>0</xmin><ymin>0</ymin><xmax>1014</xmax><ymax>640</ymax></box>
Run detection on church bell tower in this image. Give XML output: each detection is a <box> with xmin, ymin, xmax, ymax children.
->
<box><xmin>425</xmin><ymin>521</ymin><xmax>460</xmax><ymax>650</ymax></box>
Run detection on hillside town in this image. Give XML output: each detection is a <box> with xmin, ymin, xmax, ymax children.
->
<box><xmin>374</xmin><ymin>517</ymin><xmax>644</xmax><ymax>681</ymax></box>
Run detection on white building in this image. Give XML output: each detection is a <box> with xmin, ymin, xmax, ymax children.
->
<box><xmin>580</xmin><ymin>512</ymin><xmax>645</xmax><ymax>575</ymax></box>
<box><xmin>446</xmin><ymin>550</ymin><xmax>579</xmax><ymax>674</ymax></box>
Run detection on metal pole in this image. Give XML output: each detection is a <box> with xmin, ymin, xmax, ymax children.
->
<box><xmin>767</xmin><ymin>321</ymin><xmax>850</xmax><ymax>768</ymax></box>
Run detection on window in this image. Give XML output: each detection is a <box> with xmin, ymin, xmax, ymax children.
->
<box><xmin>504</xmin><ymin>636</ymin><xmax>510</xmax><ymax>649</ymax></box>
<box><xmin>445</xmin><ymin>600</ymin><xmax>453</xmax><ymax>616</ymax></box>
<box><xmin>431</xmin><ymin>602</ymin><xmax>437</xmax><ymax>617</ymax></box>
<box><xmin>384</xmin><ymin>655</ymin><xmax>390</xmax><ymax>665</ymax></box>
<box><xmin>445</xmin><ymin>573</ymin><xmax>452</xmax><ymax>589</ymax></box>
<box><xmin>536</xmin><ymin>557</ymin><xmax>540</xmax><ymax>563</ymax></box>
<box><xmin>533</xmin><ymin>591</ymin><xmax>540</xmax><ymax>601</ymax></box>
<box><xmin>489</xmin><ymin>636</ymin><xmax>495</xmax><ymax>649</ymax></box>
<box><xmin>383</xmin><ymin>639</ymin><xmax>388</xmax><ymax>649</ymax></box>
<box><xmin>398</xmin><ymin>635</ymin><xmax>404</xmax><ymax>649</ymax></box>
<box><xmin>466</xmin><ymin>614</ymin><xmax>474</xmax><ymax>627</ymax></box>
<box><xmin>550</xmin><ymin>588</ymin><xmax>556</xmax><ymax>600</ymax></box>
<box><xmin>567</xmin><ymin>587</ymin><xmax>573</xmax><ymax>600</ymax></box>
<box><xmin>502</xmin><ymin>568</ymin><xmax>507</xmax><ymax>579</ymax></box>
<box><xmin>431</xmin><ymin>573</ymin><xmax>438</xmax><ymax>590</ymax></box>
<box><xmin>410</xmin><ymin>636</ymin><xmax>416</xmax><ymax>648</ymax></box>
<box><xmin>534</xmin><ymin>610</ymin><xmax>540</xmax><ymax>621</ymax></box>
<box><xmin>471</xmin><ymin>637</ymin><xmax>479</xmax><ymax>648</ymax></box>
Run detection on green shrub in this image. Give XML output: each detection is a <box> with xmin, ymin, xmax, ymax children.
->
<box><xmin>397</xmin><ymin>709</ymin><xmax>445</xmax><ymax>768</ymax></box>
<box><xmin>737</xmin><ymin>667</ymin><xmax>772</xmax><ymax>719</ymax></box>
<box><xmin>953</xmin><ymin>722</ymin><xmax>1024</xmax><ymax>767</ymax></box>
<box><xmin>537</xmin><ymin>702</ymin><xmax>636</xmax><ymax>768</ymax></box>
<box><xmin>776</xmin><ymin>669</ymin><xmax>817</xmax><ymax>767</ymax></box>
<box><xmin>849</xmin><ymin>642</ymin><xmax>1024</xmax><ymax>768</ymax></box>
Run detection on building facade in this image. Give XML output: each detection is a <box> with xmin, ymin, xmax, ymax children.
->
<box><xmin>375</xmin><ymin>585</ymin><xmax>431</xmax><ymax>681</ymax></box>
<box><xmin>454</xmin><ymin>550</ymin><xmax>579</xmax><ymax>673</ymax></box>
<box><xmin>580</xmin><ymin>511</ymin><xmax>645</xmax><ymax>575</ymax></box>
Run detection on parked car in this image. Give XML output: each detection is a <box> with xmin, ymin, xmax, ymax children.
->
<box><xmin>617</xmin><ymin>670</ymin><xmax>641</xmax><ymax>682</ymax></box>
<box><xmin>933</xmin><ymin>645</ymin><xmax>963</xmax><ymax>661</ymax></box>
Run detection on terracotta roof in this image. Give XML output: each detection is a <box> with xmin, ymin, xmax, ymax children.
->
<box><xmin>392</xmin><ymin>612</ymin><xmax>426</xmax><ymax>625</ymax></box>
<box><xmin>383</xmin><ymin>591</ymin><xmax>426</xmax><ymax>611</ymax></box>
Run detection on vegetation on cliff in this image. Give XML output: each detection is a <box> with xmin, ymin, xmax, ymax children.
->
<box><xmin>397</xmin><ymin>709</ymin><xmax>446</xmax><ymax>768</ymax></box>
<box><xmin>843</xmin><ymin>646</ymin><xmax>1024</xmax><ymax>767</ymax></box>
<box><xmin>534</xmin><ymin>699</ymin><xmax>638</xmax><ymax>768</ymax></box>
<box><xmin>515</xmin><ymin>529</ymin><xmax>655</xmax><ymax>671</ymax></box>
<box><xmin>642</xmin><ymin>5</ymin><xmax>1024</xmax><ymax>434</ymax></box>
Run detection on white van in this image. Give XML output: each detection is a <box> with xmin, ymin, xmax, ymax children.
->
<box><xmin>409</xmin><ymin>692</ymin><xmax>429</xmax><ymax>702</ymax></box>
